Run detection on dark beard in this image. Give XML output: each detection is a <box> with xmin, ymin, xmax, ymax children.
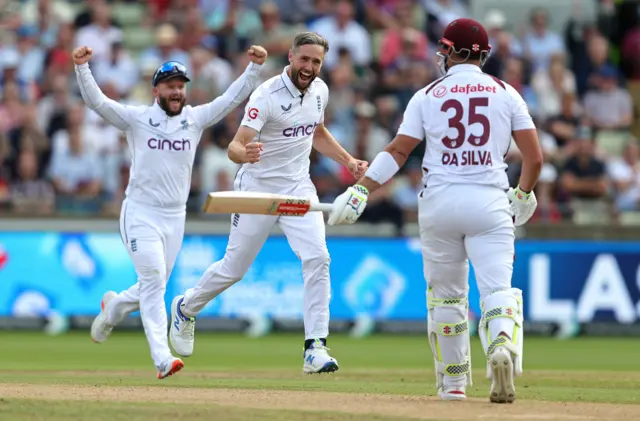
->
<box><xmin>159</xmin><ymin>96</ymin><xmax>186</xmax><ymax>116</ymax></box>
<box><xmin>290</xmin><ymin>66</ymin><xmax>315</xmax><ymax>91</ymax></box>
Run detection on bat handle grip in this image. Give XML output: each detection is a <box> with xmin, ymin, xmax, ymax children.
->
<box><xmin>310</xmin><ymin>203</ymin><xmax>334</xmax><ymax>213</ymax></box>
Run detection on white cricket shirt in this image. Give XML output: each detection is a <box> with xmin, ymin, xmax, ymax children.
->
<box><xmin>74</xmin><ymin>61</ymin><xmax>262</xmax><ymax>209</ymax></box>
<box><xmin>397</xmin><ymin>64</ymin><xmax>535</xmax><ymax>190</ymax></box>
<box><xmin>240</xmin><ymin>66</ymin><xmax>329</xmax><ymax>180</ymax></box>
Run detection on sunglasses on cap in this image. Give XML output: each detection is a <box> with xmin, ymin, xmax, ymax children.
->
<box><xmin>152</xmin><ymin>61</ymin><xmax>190</xmax><ymax>87</ymax></box>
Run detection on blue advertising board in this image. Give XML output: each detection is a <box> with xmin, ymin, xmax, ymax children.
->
<box><xmin>0</xmin><ymin>232</ymin><xmax>639</xmax><ymax>324</ymax></box>
<box><xmin>0</xmin><ymin>233</ymin><xmax>441</xmax><ymax>321</ymax></box>
<box><xmin>512</xmin><ymin>241</ymin><xmax>640</xmax><ymax>325</ymax></box>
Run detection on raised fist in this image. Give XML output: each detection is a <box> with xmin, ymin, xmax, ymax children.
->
<box><xmin>247</xmin><ymin>45</ymin><xmax>268</xmax><ymax>65</ymax></box>
<box><xmin>72</xmin><ymin>46</ymin><xmax>93</xmax><ymax>65</ymax></box>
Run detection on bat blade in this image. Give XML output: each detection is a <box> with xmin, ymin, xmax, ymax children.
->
<box><xmin>202</xmin><ymin>191</ymin><xmax>315</xmax><ymax>216</ymax></box>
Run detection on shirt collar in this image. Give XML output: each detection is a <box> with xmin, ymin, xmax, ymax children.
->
<box><xmin>447</xmin><ymin>64</ymin><xmax>483</xmax><ymax>75</ymax></box>
<box><xmin>148</xmin><ymin>100</ymin><xmax>173</xmax><ymax>127</ymax></box>
<box><xmin>281</xmin><ymin>66</ymin><xmax>304</xmax><ymax>98</ymax></box>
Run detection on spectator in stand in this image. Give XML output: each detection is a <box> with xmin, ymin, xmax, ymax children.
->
<box><xmin>10</xmin><ymin>147</ymin><xmax>55</xmax><ymax>215</ymax></box>
<box><xmin>7</xmin><ymin>104</ymin><xmax>50</xmax><ymax>180</ymax></box>
<box><xmin>206</xmin><ymin>0</ymin><xmax>262</xmax><ymax>56</ymax></box>
<box><xmin>522</xmin><ymin>7</ymin><xmax>565</xmax><ymax>73</ymax></box>
<box><xmin>173</xmin><ymin>4</ymin><xmax>209</xmax><ymax>52</ymax></box>
<box><xmin>252</xmin><ymin>2</ymin><xmax>305</xmax><ymax>72</ymax></box>
<box><xmin>483</xmin><ymin>9</ymin><xmax>522</xmax><ymax>59</ymax></box>
<box><xmin>531</xmin><ymin>53</ymin><xmax>577</xmax><ymax>121</ymax></box>
<box><xmin>198</xmin><ymin>36</ymin><xmax>236</xmax><ymax>95</ymax></box>
<box><xmin>43</xmin><ymin>21</ymin><xmax>75</xmax><ymax>84</ymax></box>
<box><xmin>377</xmin><ymin>0</ymin><xmax>428</xmax><ymax>70</ymax></box>
<box><xmin>20</xmin><ymin>0</ymin><xmax>75</xmax><ymax>49</ymax></box>
<box><xmin>607</xmin><ymin>141</ymin><xmax>640</xmax><ymax>213</ymax></box>
<box><xmin>12</xmin><ymin>25</ymin><xmax>45</xmax><ymax>87</ymax></box>
<box><xmin>424</xmin><ymin>0</ymin><xmax>467</xmax><ymax>44</ymax></box>
<box><xmin>560</xmin><ymin>126</ymin><xmax>608</xmax><ymax>201</ymax></box>
<box><xmin>0</xmin><ymin>82</ymin><xmax>27</xmax><ymax>136</ymax></box>
<box><xmin>501</xmin><ymin>57</ymin><xmax>537</xmax><ymax>119</ymax></box>
<box><xmin>483</xmin><ymin>29</ymin><xmax>521</xmax><ymax>79</ymax></box>
<box><xmin>547</xmin><ymin>92</ymin><xmax>581</xmax><ymax>151</ymax></box>
<box><xmin>73</xmin><ymin>0</ymin><xmax>120</xmax><ymax>30</ymax></box>
<box><xmin>48</xmin><ymin>123</ymin><xmax>103</xmax><ymax>214</ymax></box>
<box><xmin>36</xmin><ymin>73</ymin><xmax>77</xmax><ymax>141</ymax></box>
<box><xmin>575</xmin><ymin>32</ymin><xmax>612</xmax><ymax>98</ymax></box>
<box><xmin>583</xmin><ymin>65</ymin><xmax>632</xmax><ymax>131</ymax></box>
<box><xmin>309</xmin><ymin>0</ymin><xmax>372</xmax><ymax>70</ymax></box>
<box><xmin>128</xmin><ymin>58</ymin><xmax>160</xmax><ymax>106</ymax></box>
<box><xmin>0</xmin><ymin>49</ymin><xmax>35</xmax><ymax>103</ymax></box>
<box><xmin>92</xmin><ymin>35</ymin><xmax>139</xmax><ymax>97</ymax></box>
<box><xmin>74</xmin><ymin>1</ymin><xmax>122</xmax><ymax>65</ymax></box>
<box><xmin>139</xmin><ymin>23</ymin><xmax>191</xmax><ymax>72</ymax></box>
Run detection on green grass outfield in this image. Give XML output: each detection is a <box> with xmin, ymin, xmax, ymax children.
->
<box><xmin>0</xmin><ymin>331</ymin><xmax>639</xmax><ymax>421</ymax></box>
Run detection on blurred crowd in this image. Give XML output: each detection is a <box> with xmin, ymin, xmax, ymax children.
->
<box><xmin>0</xmin><ymin>0</ymin><xmax>639</xmax><ymax>230</ymax></box>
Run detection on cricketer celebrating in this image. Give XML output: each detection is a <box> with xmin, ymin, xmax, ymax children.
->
<box><xmin>169</xmin><ymin>32</ymin><xmax>368</xmax><ymax>374</ymax></box>
<box><xmin>77</xmin><ymin>44</ymin><xmax>268</xmax><ymax>379</ymax></box>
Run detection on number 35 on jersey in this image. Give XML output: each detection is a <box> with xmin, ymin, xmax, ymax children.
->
<box><xmin>441</xmin><ymin>97</ymin><xmax>492</xmax><ymax>167</ymax></box>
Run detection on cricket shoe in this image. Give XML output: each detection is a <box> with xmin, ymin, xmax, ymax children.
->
<box><xmin>157</xmin><ymin>357</ymin><xmax>184</xmax><ymax>379</ymax></box>
<box><xmin>489</xmin><ymin>346</ymin><xmax>516</xmax><ymax>404</ymax></box>
<box><xmin>90</xmin><ymin>291</ymin><xmax>117</xmax><ymax>343</ymax></box>
<box><xmin>438</xmin><ymin>386</ymin><xmax>467</xmax><ymax>401</ymax></box>
<box><xmin>303</xmin><ymin>339</ymin><xmax>339</xmax><ymax>374</ymax></box>
<box><xmin>169</xmin><ymin>295</ymin><xmax>195</xmax><ymax>357</ymax></box>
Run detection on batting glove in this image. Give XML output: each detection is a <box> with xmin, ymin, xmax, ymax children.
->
<box><xmin>507</xmin><ymin>185</ymin><xmax>537</xmax><ymax>226</ymax></box>
<box><xmin>328</xmin><ymin>185</ymin><xmax>369</xmax><ymax>226</ymax></box>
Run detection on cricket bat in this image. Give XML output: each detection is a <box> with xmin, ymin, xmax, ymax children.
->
<box><xmin>202</xmin><ymin>191</ymin><xmax>334</xmax><ymax>216</ymax></box>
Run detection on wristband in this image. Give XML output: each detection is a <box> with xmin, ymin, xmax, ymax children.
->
<box><xmin>364</xmin><ymin>151</ymin><xmax>400</xmax><ymax>185</ymax></box>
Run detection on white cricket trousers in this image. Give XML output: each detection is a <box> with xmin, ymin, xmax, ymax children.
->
<box><xmin>108</xmin><ymin>198</ymin><xmax>186</xmax><ymax>368</ymax></box>
<box><xmin>420</xmin><ymin>183</ymin><xmax>516</xmax><ymax>389</ymax></box>
<box><xmin>182</xmin><ymin>168</ymin><xmax>331</xmax><ymax>340</ymax></box>
<box><xmin>419</xmin><ymin>183</ymin><xmax>515</xmax><ymax>300</ymax></box>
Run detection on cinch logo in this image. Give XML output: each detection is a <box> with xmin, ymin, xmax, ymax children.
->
<box><xmin>147</xmin><ymin>138</ymin><xmax>192</xmax><ymax>151</ymax></box>
<box><xmin>282</xmin><ymin>122</ymin><xmax>318</xmax><ymax>138</ymax></box>
<box><xmin>451</xmin><ymin>83</ymin><xmax>497</xmax><ymax>94</ymax></box>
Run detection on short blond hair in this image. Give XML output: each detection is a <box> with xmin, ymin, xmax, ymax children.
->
<box><xmin>293</xmin><ymin>32</ymin><xmax>329</xmax><ymax>53</ymax></box>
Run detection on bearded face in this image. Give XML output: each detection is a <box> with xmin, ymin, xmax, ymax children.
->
<box><xmin>154</xmin><ymin>78</ymin><xmax>187</xmax><ymax>116</ymax></box>
<box><xmin>288</xmin><ymin>44</ymin><xmax>325</xmax><ymax>91</ymax></box>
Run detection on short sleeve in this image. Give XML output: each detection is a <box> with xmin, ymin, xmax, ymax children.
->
<box><xmin>396</xmin><ymin>91</ymin><xmax>425</xmax><ymax>141</ymax></box>
<box><xmin>506</xmin><ymin>83</ymin><xmax>536</xmax><ymax>132</ymax></box>
<box><xmin>240</xmin><ymin>89</ymin><xmax>272</xmax><ymax>132</ymax></box>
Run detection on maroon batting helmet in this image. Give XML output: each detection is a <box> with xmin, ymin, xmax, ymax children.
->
<box><xmin>437</xmin><ymin>18</ymin><xmax>492</xmax><ymax>73</ymax></box>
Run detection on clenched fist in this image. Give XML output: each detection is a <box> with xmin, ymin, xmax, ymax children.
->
<box><xmin>347</xmin><ymin>159</ymin><xmax>368</xmax><ymax>180</ymax></box>
<box><xmin>247</xmin><ymin>45</ymin><xmax>268</xmax><ymax>65</ymax></box>
<box><xmin>244</xmin><ymin>142</ymin><xmax>263</xmax><ymax>163</ymax></box>
<box><xmin>72</xmin><ymin>46</ymin><xmax>93</xmax><ymax>65</ymax></box>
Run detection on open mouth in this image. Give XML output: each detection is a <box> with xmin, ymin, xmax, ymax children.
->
<box><xmin>299</xmin><ymin>72</ymin><xmax>312</xmax><ymax>83</ymax></box>
<box><xmin>169</xmin><ymin>98</ymin><xmax>181</xmax><ymax>106</ymax></box>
